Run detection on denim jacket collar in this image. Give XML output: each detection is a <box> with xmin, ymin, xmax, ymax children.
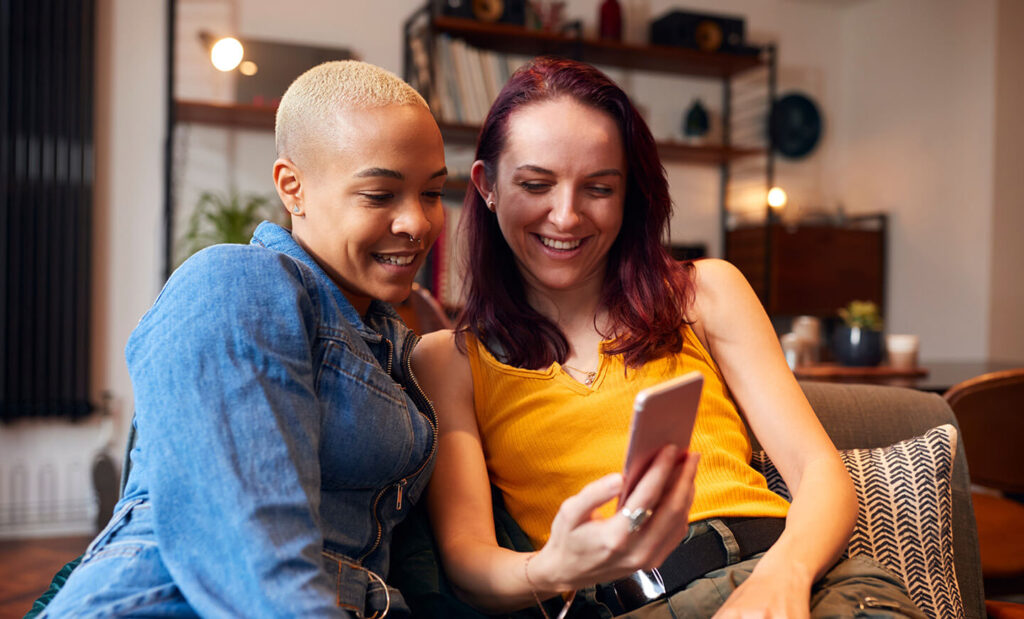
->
<box><xmin>250</xmin><ymin>221</ymin><xmax>402</xmax><ymax>341</ymax></box>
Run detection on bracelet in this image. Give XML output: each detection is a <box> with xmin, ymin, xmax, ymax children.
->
<box><xmin>524</xmin><ymin>552</ymin><xmax>576</xmax><ymax>619</ymax></box>
<box><xmin>523</xmin><ymin>552</ymin><xmax>550</xmax><ymax>619</ymax></box>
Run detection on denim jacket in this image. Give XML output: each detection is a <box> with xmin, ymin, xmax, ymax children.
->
<box><xmin>42</xmin><ymin>222</ymin><xmax>436</xmax><ymax>618</ymax></box>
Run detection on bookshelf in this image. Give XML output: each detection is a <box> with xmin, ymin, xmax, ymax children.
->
<box><xmin>405</xmin><ymin>12</ymin><xmax>774</xmax><ymax>167</ymax></box>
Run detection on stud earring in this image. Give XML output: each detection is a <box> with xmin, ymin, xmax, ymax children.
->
<box><xmin>487</xmin><ymin>200</ymin><xmax>496</xmax><ymax>212</ymax></box>
<box><xmin>291</xmin><ymin>205</ymin><xmax>300</xmax><ymax>213</ymax></box>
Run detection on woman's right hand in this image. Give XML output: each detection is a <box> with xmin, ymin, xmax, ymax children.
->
<box><xmin>529</xmin><ymin>445</ymin><xmax>701</xmax><ymax>593</ymax></box>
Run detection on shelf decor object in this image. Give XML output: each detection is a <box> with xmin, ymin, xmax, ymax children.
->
<box><xmin>833</xmin><ymin>300</ymin><xmax>884</xmax><ymax>367</ymax></box>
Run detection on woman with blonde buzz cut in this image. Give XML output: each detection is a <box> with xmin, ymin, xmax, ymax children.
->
<box><xmin>40</xmin><ymin>60</ymin><xmax>447</xmax><ymax>618</ymax></box>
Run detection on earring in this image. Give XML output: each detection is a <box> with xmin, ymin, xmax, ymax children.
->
<box><xmin>487</xmin><ymin>200</ymin><xmax>496</xmax><ymax>212</ymax></box>
<box><xmin>291</xmin><ymin>205</ymin><xmax>300</xmax><ymax>213</ymax></box>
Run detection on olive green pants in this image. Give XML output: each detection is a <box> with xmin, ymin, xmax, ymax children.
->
<box><xmin>618</xmin><ymin>553</ymin><xmax>925</xmax><ymax>619</ymax></box>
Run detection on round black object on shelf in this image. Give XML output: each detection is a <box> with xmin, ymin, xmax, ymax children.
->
<box><xmin>769</xmin><ymin>93</ymin><xmax>822</xmax><ymax>159</ymax></box>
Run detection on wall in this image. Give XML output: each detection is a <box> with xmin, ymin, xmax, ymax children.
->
<box><xmin>988</xmin><ymin>0</ymin><xmax>1024</xmax><ymax>361</ymax></box>
<box><xmin>0</xmin><ymin>0</ymin><xmax>166</xmax><ymax>538</ymax></box>
<box><xmin>835</xmin><ymin>0</ymin><xmax>997</xmax><ymax>361</ymax></box>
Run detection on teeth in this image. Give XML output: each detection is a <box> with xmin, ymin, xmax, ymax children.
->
<box><xmin>375</xmin><ymin>254</ymin><xmax>415</xmax><ymax>266</ymax></box>
<box><xmin>540</xmin><ymin>236</ymin><xmax>582</xmax><ymax>250</ymax></box>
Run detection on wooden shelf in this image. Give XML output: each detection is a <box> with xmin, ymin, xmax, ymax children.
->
<box><xmin>431</xmin><ymin>16</ymin><xmax>766</xmax><ymax>79</ymax></box>
<box><xmin>794</xmin><ymin>363</ymin><xmax>929</xmax><ymax>379</ymax></box>
<box><xmin>173</xmin><ymin>104</ymin><xmax>761</xmax><ymax>166</ymax></box>
<box><xmin>437</xmin><ymin>121</ymin><xmax>762</xmax><ymax>165</ymax></box>
<box><xmin>175</xmin><ymin>100</ymin><xmax>277</xmax><ymax>131</ymax></box>
<box><xmin>656</xmin><ymin>142</ymin><xmax>764</xmax><ymax>165</ymax></box>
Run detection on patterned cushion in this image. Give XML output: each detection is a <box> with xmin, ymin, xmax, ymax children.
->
<box><xmin>750</xmin><ymin>424</ymin><xmax>963</xmax><ymax>619</ymax></box>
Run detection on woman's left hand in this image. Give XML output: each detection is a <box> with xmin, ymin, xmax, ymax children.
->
<box><xmin>711</xmin><ymin>554</ymin><xmax>813</xmax><ymax>619</ymax></box>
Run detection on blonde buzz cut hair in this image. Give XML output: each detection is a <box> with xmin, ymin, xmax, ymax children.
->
<box><xmin>275</xmin><ymin>60</ymin><xmax>429</xmax><ymax>168</ymax></box>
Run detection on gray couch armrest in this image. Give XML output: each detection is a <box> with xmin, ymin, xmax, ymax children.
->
<box><xmin>797</xmin><ymin>382</ymin><xmax>984</xmax><ymax>619</ymax></box>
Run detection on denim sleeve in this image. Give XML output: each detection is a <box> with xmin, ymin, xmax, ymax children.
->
<box><xmin>125</xmin><ymin>246</ymin><xmax>348</xmax><ymax>617</ymax></box>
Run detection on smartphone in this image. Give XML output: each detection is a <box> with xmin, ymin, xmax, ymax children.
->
<box><xmin>620</xmin><ymin>370</ymin><xmax>704</xmax><ymax>504</ymax></box>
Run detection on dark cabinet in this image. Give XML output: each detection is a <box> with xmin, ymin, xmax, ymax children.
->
<box><xmin>725</xmin><ymin>215</ymin><xmax>887</xmax><ymax>317</ymax></box>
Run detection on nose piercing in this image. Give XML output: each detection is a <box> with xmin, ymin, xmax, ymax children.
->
<box><xmin>407</xmin><ymin>233</ymin><xmax>421</xmax><ymax>243</ymax></box>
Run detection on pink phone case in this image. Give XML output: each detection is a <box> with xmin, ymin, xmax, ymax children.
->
<box><xmin>620</xmin><ymin>370</ymin><xmax>704</xmax><ymax>504</ymax></box>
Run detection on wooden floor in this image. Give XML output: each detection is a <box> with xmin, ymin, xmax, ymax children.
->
<box><xmin>0</xmin><ymin>536</ymin><xmax>91</xmax><ymax>619</ymax></box>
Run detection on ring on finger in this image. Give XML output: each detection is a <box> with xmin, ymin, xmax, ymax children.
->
<box><xmin>618</xmin><ymin>506</ymin><xmax>653</xmax><ymax>533</ymax></box>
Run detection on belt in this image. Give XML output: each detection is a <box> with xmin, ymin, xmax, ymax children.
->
<box><xmin>591</xmin><ymin>517</ymin><xmax>786</xmax><ymax>616</ymax></box>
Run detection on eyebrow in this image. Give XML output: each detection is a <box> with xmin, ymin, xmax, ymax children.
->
<box><xmin>514</xmin><ymin>164</ymin><xmax>623</xmax><ymax>179</ymax></box>
<box><xmin>354</xmin><ymin>166</ymin><xmax>448</xmax><ymax>180</ymax></box>
<box><xmin>355</xmin><ymin>167</ymin><xmax>403</xmax><ymax>179</ymax></box>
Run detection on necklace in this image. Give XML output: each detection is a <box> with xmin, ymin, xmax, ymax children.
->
<box><xmin>562</xmin><ymin>363</ymin><xmax>597</xmax><ymax>386</ymax></box>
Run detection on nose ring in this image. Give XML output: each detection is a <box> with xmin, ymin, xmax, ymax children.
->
<box><xmin>407</xmin><ymin>233</ymin><xmax>421</xmax><ymax>243</ymax></box>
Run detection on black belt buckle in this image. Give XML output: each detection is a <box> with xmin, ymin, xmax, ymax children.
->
<box><xmin>596</xmin><ymin>568</ymin><xmax>667</xmax><ymax>615</ymax></box>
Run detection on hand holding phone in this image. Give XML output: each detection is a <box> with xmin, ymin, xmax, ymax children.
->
<box><xmin>620</xmin><ymin>371</ymin><xmax>703</xmax><ymax>504</ymax></box>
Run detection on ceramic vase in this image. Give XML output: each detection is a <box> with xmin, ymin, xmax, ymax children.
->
<box><xmin>833</xmin><ymin>326</ymin><xmax>883</xmax><ymax>366</ymax></box>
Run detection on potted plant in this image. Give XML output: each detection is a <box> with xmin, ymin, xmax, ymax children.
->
<box><xmin>177</xmin><ymin>190</ymin><xmax>285</xmax><ymax>266</ymax></box>
<box><xmin>833</xmin><ymin>300</ymin><xmax>884</xmax><ymax>366</ymax></box>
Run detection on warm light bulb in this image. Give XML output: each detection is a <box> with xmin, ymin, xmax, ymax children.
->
<box><xmin>239</xmin><ymin>60</ymin><xmax>258</xmax><ymax>76</ymax></box>
<box><xmin>767</xmin><ymin>186</ymin><xmax>788</xmax><ymax>209</ymax></box>
<box><xmin>210</xmin><ymin>37</ymin><xmax>244</xmax><ymax>72</ymax></box>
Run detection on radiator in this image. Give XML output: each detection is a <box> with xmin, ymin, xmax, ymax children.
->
<box><xmin>0</xmin><ymin>422</ymin><xmax>102</xmax><ymax>539</ymax></box>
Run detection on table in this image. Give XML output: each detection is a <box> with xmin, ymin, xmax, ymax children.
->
<box><xmin>794</xmin><ymin>360</ymin><xmax>1024</xmax><ymax>394</ymax></box>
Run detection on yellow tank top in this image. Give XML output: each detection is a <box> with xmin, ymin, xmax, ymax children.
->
<box><xmin>467</xmin><ymin>326</ymin><xmax>790</xmax><ymax>548</ymax></box>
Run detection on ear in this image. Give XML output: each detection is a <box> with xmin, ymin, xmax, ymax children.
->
<box><xmin>273</xmin><ymin>157</ymin><xmax>303</xmax><ymax>216</ymax></box>
<box><xmin>469</xmin><ymin>160</ymin><xmax>494</xmax><ymax>206</ymax></box>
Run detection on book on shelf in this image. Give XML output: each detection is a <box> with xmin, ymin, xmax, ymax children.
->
<box><xmin>435</xmin><ymin>35</ymin><xmax>462</xmax><ymax>123</ymax></box>
<box><xmin>408</xmin><ymin>30</ymin><xmax>438</xmax><ymax>111</ymax></box>
<box><xmin>430</xmin><ymin>34</ymin><xmax>531</xmax><ymax>125</ymax></box>
<box><xmin>431</xmin><ymin>202</ymin><xmax>468</xmax><ymax>311</ymax></box>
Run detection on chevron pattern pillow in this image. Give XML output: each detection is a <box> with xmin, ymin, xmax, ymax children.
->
<box><xmin>750</xmin><ymin>424</ymin><xmax>962</xmax><ymax>619</ymax></box>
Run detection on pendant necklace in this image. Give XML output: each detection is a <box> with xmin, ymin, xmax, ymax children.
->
<box><xmin>562</xmin><ymin>363</ymin><xmax>597</xmax><ymax>386</ymax></box>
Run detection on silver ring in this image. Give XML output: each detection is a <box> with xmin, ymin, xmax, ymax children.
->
<box><xmin>406</xmin><ymin>234</ymin><xmax>420</xmax><ymax>243</ymax></box>
<box><xmin>618</xmin><ymin>506</ymin><xmax>653</xmax><ymax>533</ymax></box>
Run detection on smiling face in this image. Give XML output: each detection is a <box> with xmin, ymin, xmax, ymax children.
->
<box><xmin>275</xmin><ymin>104</ymin><xmax>446</xmax><ymax>314</ymax></box>
<box><xmin>475</xmin><ymin>97</ymin><xmax>626</xmax><ymax>302</ymax></box>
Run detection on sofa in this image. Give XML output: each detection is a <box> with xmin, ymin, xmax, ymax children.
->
<box><xmin>27</xmin><ymin>382</ymin><xmax>986</xmax><ymax>619</ymax></box>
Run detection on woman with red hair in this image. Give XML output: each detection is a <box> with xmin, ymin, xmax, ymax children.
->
<box><xmin>412</xmin><ymin>57</ymin><xmax>920</xmax><ymax>618</ymax></box>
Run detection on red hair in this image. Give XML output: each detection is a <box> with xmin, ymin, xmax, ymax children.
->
<box><xmin>457</xmin><ymin>57</ymin><xmax>693</xmax><ymax>369</ymax></box>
